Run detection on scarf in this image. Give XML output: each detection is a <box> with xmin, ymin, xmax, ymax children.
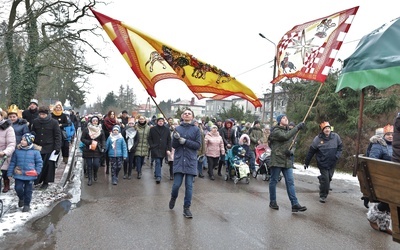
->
<box><xmin>88</xmin><ymin>123</ymin><xmax>101</xmax><ymax>139</ymax></box>
<box><xmin>125</xmin><ymin>127</ymin><xmax>137</xmax><ymax>150</ymax></box>
<box><xmin>21</xmin><ymin>144</ymin><xmax>33</xmax><ymax>150</ymax></box>
<box><xmin>52</xmin><ymin>110</ymin><xmax>63</xmax><ymax>116</ymax></box>
<box><xmin>110</xmin><ymin>133</ymin><xmax>122</xmax><ymax>149</ymax></box>
<box><xmin>104</xmin><ymin>116</ymin><xmax>117</xmax><ymax>132</ymax></box>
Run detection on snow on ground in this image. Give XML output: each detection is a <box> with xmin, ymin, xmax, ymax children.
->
<box><xmin>0</xmin><ymin>159</ymin><xmax>83</xmax><ymax>238</ymax></box>
<box><xmin>0</xmin><ymin>160</ymin><xmax>357</xmax><ymax>238</ymax></box>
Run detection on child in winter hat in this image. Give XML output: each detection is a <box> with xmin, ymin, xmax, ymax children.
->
<box><xmin>276</xmin><ymin>114</ymin><xmax>286</xmax><ymax>125</ymax></box>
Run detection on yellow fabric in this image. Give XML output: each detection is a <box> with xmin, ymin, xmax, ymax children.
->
<box><xmin>92</xmin><ymin>9</ymin><xmax>261</xmax><ymax>108</ymax></box>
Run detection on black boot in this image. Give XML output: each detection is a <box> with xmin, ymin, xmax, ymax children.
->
<box><xmin>93</xmin><ymin>166</ymin><xmax>98</xmax><ymax>181</ymax></box>
<box><xmin>87</xmin><ymin>165</ymin><xmax>93</xmax><ymax>186</ymax></box>
<box><xmin>183</xmin><ymin>206</ymin><xmax>193</xmax><ymax>218</ymax></box>
<box><xmin>217</xmin><ymin>162</ymin><xmax>223</xmax><ymax>176</ymax></box>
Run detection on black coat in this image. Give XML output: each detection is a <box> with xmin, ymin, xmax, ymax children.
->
<box><xmin>81</xmin><ymin>126</ymin><xmax>106</xmax><ymax>158</ymax></box>
<box><xmin>31</xmin><ymin>115</ymin><xmax>62</xmax><ymax>154</ymax></box>
<box><xmin>22</xmin><ymin>108</ymin><xmax>39</xmax><ymax>130</ymax></box>
<box><xmin>148</xmin><ymin>125</ymin><xmax>171</xmax><ymax>158</ymax></box>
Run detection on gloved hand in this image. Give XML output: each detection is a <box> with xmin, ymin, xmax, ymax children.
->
<box><xmin>54</xmin><ymin>150</ymin><xmax>60</xmax><ymax>155</ymax></box>
<box><xmin>179</xmin><ymin>137</ymin><xmax>186</xmax><ymax>144</ymax></box>
<box><xmin>173</xmin><ymin>131</ymin><xmax>180</xmax><ymax>139</ymax></box>
<box><xmin>285</xmin><ymin>149</ymin><xmax>294</xmax><ymax>157</ymax></box>
<box><xmin>296</xmin><ymin>122</ymin><xmax>305</xmax><ymax>130</ymax></box>
<box><xmin>304</xmin><ymin>164</ymin><xmax>309</xmax><ymax>169</ymax></box>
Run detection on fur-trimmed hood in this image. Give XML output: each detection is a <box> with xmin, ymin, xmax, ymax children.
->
<box><xmin>239</xmin><ymin>134</ymin><xmax>250</xmax><ymax>146</ymax></box>
<box><xmin>369</xmin><ymin>135</ymin><xmax>388</xmax><ymax>146</ymax></box>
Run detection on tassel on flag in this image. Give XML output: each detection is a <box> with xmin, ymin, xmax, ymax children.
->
<box><xmin>271</xmin><ymin>6</ymin><xmax>359</xmax><ymax>84</ymax></box>
<box><xmin>91</xmin><ymin>9</ymin><xmax>262</xmax><ymax>108</ymax></box>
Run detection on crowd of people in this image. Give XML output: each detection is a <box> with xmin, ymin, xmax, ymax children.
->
<box><xmin>0</xmin><ymin>99</ymin><xmax>77</xmax><ymax>213</ymax></box>
<box><xmin>1</xmin><ymin>98</ymin><xmax>397</xmax><ymax>229</ymax></box>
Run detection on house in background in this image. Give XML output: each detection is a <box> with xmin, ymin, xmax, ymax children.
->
<box><xmin>170</xmin><ymin>97</ymin><xmax>205</xmax><ymax>118</ymax></box>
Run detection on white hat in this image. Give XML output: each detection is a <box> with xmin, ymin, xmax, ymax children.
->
<box><xmin>375</xmin><ymin>128</ymin><xmax>384</xmax><ymax>136</ymax></box>
<box><xmin>30</xmin><ymin>99</ymin><xmax>38</xmax><ymax>106</ymax></box>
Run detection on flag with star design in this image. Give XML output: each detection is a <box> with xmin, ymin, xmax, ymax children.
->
<box><xmin>271</xmin><ymin>6</ymin><xmax>359</xmax><ymax>84</ymax></box>
<box><xmin>91</xmin><ymin>9</ymin><xmax>262</xmax><ymax>108</ymax></box>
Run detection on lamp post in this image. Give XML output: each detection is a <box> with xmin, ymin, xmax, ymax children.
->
<box><xmin>259</xmin><ymin>33</ymin><xmax>277</xmax><ymax>127</ymax></box>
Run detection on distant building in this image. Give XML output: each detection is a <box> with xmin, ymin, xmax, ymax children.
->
<box><xmin>171</xmin><ymin>97</ymin><xmax>205</xmax><ymax>118</ymax></box>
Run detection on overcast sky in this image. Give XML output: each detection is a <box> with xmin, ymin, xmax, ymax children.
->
<box><xmin>86</xmin><ymin>0</ymin><xmax>399</xmax><ymax>105</ymax></box>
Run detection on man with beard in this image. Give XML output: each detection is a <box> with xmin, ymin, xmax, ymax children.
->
<box><xmin>31</xmin><ymin>106</ymin><xmax>62</xmax><ymax>189</ymax></box>
<box><xmin>22</xmin><ymin>99</ymin><xmax>39</xmax><ymax>130</ymax></box>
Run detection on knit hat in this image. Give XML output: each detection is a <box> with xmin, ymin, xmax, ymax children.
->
<box><xmin>122</xmin><ymin>110</ymin><xmax>128</xmax><ymax>114</ymax></box>
<box><xmin>112</xmin><ymin>125</ymin><xmax>121</xmax><ymax>132</ymax></box>
<box><xmin>90</xmin><ymin>116</ymin><xmax>99</xmax><ymax>123</ymax></box>
<box><xmin>30</xmin><ymin>99</ymin><xmax>38</xmax><ymax>106</ymax></box>
<box><xmin>375</xmin><ymin>128</ymin><xmax>384</xmax><ymax>136</ymax></box>
<box><xmin>320</xmin><ymin>121</ymin><xmax>331</xmax><ymax>131</ymax></box>
<box><xmin>276</xmin><ymin>114</ymin><xmax>286</xmax><ymax>125</ymax></box>
<box><xmin>254</xmin><ymin>120</ymin><xmax>260</xmax><ymax>126</ymax></box>
<box><xmin>383</xmin><ymin>124</ymin><xmax>394</xmax><ymax>135</ymax></box>
<box><xmin>38</xmin><ymin>106</ymin><xmax>50</xmax><ymax>114</ymax></box>
<box><xmin>22</xmin><ymin>133</ymin><xmax>35</xmax><ymax>146</ymax></box>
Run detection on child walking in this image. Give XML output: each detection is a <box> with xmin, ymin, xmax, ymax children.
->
<box><xmin>105</xmin><ymin>125</ymin><xmax>127</xmax><ymax>185</ymax></box>
<box><xmin>8</xmin><ymin>133</ymin><xmax>43</xmax><ymax>212</ymax></box>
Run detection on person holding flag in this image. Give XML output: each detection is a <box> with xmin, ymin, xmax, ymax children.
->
<box><xmin>268</xmin><ymin>114</ymin><xmax>306</xmax><ymax>212</ymax></box>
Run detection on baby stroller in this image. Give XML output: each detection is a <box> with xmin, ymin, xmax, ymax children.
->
<box><xmin>224</xmin><ymin>145</ymin><xmax>250</xmax><ymax>184</ymax></box>
<box><xmin>253</xmin><ymin>144</ymin><xmax>282</xmax><ymax>181</ymax></box>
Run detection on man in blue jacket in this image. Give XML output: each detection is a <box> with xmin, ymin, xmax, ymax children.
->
<box><xmin>304</xmin><ymin>121</ymin><xmax>343</xmax><ymax>203</ymax></box>
<box><xmin>169</xmin><ymin>108</ymin><xmax>201</xmax><ymax>218</ymax></box>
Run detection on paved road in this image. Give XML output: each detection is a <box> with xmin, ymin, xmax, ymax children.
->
<box><xmin>51</xmin><ymin>157</ymin><xmax>398</xmax><ymax>250</ymax></box>
<box><xmin>1</xmin><ymin>148</ymin><xmax>397</xmax><ymax>249</ymax></box>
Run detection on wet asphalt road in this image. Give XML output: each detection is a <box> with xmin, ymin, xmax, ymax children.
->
<box><xmin>51</xmin><ymin>158</ymin><xmax>399</xmax><ymax>250</ymax></box>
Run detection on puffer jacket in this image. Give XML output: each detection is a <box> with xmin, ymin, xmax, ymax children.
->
<box><xmin>204</xmin><ymin>130</ymin><xmax>225</xmax><ymax>158</ymax></box>
<box><xmin>11</xmin><ymin>118</ymin><xmax>30</xmax><ymax>145</ymax></box>
<box><xmin>7</xmin><ymin>147</ymin><xmax>43</xmax><ymax>181</ymax></box>
<box><xmin>269</xmin><ymin>125</ymin><xmax>300</xmax><ymax>168</ymax></box>
<box><xmin>172</xmin><ymin>121</ymin><xmax>201</xmax><ymax>175</ymax></box>
<box><xmin>367</xmin><ymin>135</ymin><xmax>392</xmax><ymax>161</ymax></box>
<box><xmin>106</xmin><ymin>135</ymin><xmax>128</xmax><ymax>159</ymax></box>
<box><xmin>0</xmin><ymin>120</ymin><xmax>16</xmax><ymax>170</ymax></box>
<box><xmin>134</xmin><ymin>122</ymin><xmax>150</xmax><ymax>157</ymax></box>
<box><xmin>304</xmin><ymin>132</ymin><xmax>343</xmax><ymax>169</ymax></box>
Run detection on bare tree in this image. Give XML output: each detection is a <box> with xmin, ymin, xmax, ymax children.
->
<box><xmin>3</xmin><ymin>0</ymin><xmax>105</xmax><ymax>108</ymax></box>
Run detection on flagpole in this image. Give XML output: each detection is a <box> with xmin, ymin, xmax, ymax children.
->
<box><xmin>149</xmin><ymin>96</ymin><xmax>168</xmax><ymax>119</ymax></box>
<box><xmin>289</xmin><ymin>83</ymin><xmax>323</xmax><ymax>150</ymax></box>
<box><xmin>259</xmin><ymin>33</ymin><xmax>276</xmax><ymax>127</ymax></box>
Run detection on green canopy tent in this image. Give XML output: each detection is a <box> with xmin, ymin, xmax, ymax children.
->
<box><xmin>336</xmin><ymin>17</ymin><xmax>400</xmax><ymax>176</ymax></box>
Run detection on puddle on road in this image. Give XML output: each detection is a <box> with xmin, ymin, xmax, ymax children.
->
<box><xmin>2</xmin><ymin>200</ymin><xmax>75</xmax><ymax>249</ymax></box>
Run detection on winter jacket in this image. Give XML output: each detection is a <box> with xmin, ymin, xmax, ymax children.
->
<box><xmin>304</xmin><ymin>132</ymin><xmax>343</xmax><ymax>169</ymax></box>
<box><xmin>269</xmin><ymin>125</ymin><xmax>300</xmax><ymax>168</ymax></box>
<box><xmin>249</xmin><ymin>126</ymin><xmax>263</xmax><ymax>150</ymax></box>
<box><xmin>64</xmin><ymin>122</ymin><xmax>75</xmax><ymax>142</ymax></box>
<box><xmin>239</xmin><ymin>134</ymin><xmax>252</xmax><ymax>160</ymax></box>
<box><xmin>31</xmin><ymin>115</ymin><xmax>62</xmax><ymax>154</ymax></box>
<box><xmin>51</xmin><ymin>112</ymin><xmax>69</xmax><ymax>128</ymax></box>
<box><xmin>172</xmin><ymin>121</ymin><xmax>201</xmax><ymax>175</ymax></box>
<box><xmin>367</xmin><ymin>135</ymin><xmax>392</xmax><ymax>161</ymax></box>
<box><xmin>22</xmin><ymin>108</ymin><xmax>39</xmax><ymax>130</ymax></box>
<box><xmin>148</xmin><ymin>125</ymin><xmax>171</xmax><ymax>158</ymax></box>
<box><xmin>134</xmin><ymin>122</ymin><xmax>150</xmax><ymax>157</ymax></box>
<box><xmin>106</xmin><ymin>134</ymin><xmax>128</xmax><ymax>159</ymax></box>
<box><xmin>81</xmin><ymin>125</ymin><xmax>106</xmax><ymax>158</ymax></box>
<box><xmin>7</xmin><ymin>147</ymin><xmax>43</xmax><ymax>181</ymax></box>
<box><xmin>204</xmin><ymin>130</ymin><xmax>225</xmax><ymax>158</ymax></box>
<box><xmin>219</xmin><ymin>119</ymin><xmax>236</xmax><ymax>149</ymax></box>
<box><xmin>11</xmin><ymin>118</ymin><xmax>30</xmax><ymax>145</ymax></box>
<box><xmin>0</xmin><ymin>120</ymin><xmax>16</xmax><ymax>170</ymax></box>
<box><xmin>392</xmin><ymin>114</ymin><xmax>400</xmax><ymax>163</ymax></box>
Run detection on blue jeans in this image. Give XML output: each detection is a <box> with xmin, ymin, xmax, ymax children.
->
<box><xmin>197</xmin><ymin>159</ymin><xmax>203</xmax><ymax>175</ymax></box>
<box><xmin>135</xmin><ymin>156</ymin><xmax>145</xmax><ymax>173</ymax></box>
<box><xmin>269</xmin><ymin>167</ymin><xmax>299</xmax><ymax>206</ymax></box>
<box><xmin>171</xmin><ymin>173</ymin><xmax>194</xmax><ymax>208</ymax></box>
<box><xmin>249</xmin><ymin>150</ymin><xmax>256</xmax><ymax>172</ymax></box>
<box><xmin>15</xmin><ymin>179</ymin><xmax>34</xmax><ymax>206</ymax></box>
<box><xmin>154</xmin><ymin>157</ymin><xmax>163</xmax><ymax>178</ymax></box>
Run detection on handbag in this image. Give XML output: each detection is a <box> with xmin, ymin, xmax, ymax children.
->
<box><xmin>89</xmin><ymin>140</ymin><xmax>98</xmax><ymax>151</ymax></box>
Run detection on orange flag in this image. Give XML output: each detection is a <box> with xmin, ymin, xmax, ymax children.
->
<box><xmin>91</xmin><ymin>9</ymin><xmax>262</xmax><ymax>108</ymax></box>
<box><xmin>271</xmin><ymin>6</ymin><xmax>359</xmax><ymax>84</ymax></box>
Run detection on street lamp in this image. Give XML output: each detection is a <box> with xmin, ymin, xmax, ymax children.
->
<box><xmin>259</xmin><ymin>33</ymin><xmax>277</xmax><ymax>127</ymax></box>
